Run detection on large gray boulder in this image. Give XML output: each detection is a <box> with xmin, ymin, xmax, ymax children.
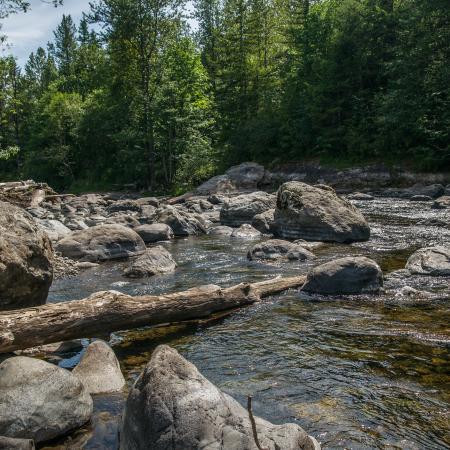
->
<box><xmin>248</xmin><ymin>239</ymin><xmax>315</xmax><ymax>261</ymax></box>
<box><xmin>134</xmin><ymin>223</ymin><xmax>174</xmax><ymax>243</ymax></box>
<box><xmin>405</xmin><ymin>246</ymin><xmax>450</xmax><ymax>276</ymax></box>
<box><xmin>55</xmin><ymin>224</ymin><xmax>146</xmax><ymax>262</ymax></box>
<box><xmin>120</xmin><ymin>345</ymin><xmax>319</xmax><ymax>450</ymax></box>
<box><xmin>406</xmin><ymin>183</ymin><xmax>444</xmax><ymax>199</ymax></box>
<box><xmin>303</xmin><ymin>257</ymin><xmax>383</xmax><ymax>295</ymax></box>
<box><xmin>124</xmin><ymin>246</ymin><xmax>176</xmax><ymax>278</ymax></box>
<box><xmin>0</xmin><ymin>356</ymin><xmax>92</xmax><ymax>443</ymax></box>
<box><xmin>72</xmin><ymin>340</ymin><xmax>125</xmax><ymax>394</ymax></box>
<box><xmin>0</xmin><ymin>201</ymin><xmax>53</xmax><ymax>311</ymax></box>
<box><xmin>274</xmin><ymin>182</ymin><xmax>370</xmax><ymax>242</ymax></box>
<box><xmin>153</xmin><ymin>206</ymin><xmax>207</xmax><ymax>236</ymax></box>
<box><xmin>220</xmin><ymin>192</ymin><xmax>276</xmax><ymax>227</ymax></box>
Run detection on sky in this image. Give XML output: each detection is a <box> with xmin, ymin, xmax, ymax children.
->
<box><xmin>1</xmin><ymin>0</ymin><xmax>92</xmax><ymax>67</ymax></box>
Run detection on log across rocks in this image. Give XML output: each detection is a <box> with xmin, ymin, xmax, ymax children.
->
<box><xmin>0</xmin><ymin>276</ymin><xmax>306</xmax><ymax>353</ymax></box>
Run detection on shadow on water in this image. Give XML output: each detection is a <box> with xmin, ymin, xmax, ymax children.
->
<box><xmin>40</xmin><ymin>198</ymin><xmax>450</xmax><ymax>449</ymax></box>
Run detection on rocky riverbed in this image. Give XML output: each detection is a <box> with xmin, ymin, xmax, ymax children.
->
<box><xmin>0</xmin><ymin>163</ymin><xmax>449</xmax><ymax>449</ymax></box>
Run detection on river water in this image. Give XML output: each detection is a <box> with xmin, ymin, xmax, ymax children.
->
<box><xmin>42</xmin><ymin>198</ymin><xmax>450</xmax><ymax>450</ymax></box>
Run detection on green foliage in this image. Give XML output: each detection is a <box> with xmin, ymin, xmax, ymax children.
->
<box><xmin>1</xmin><ymin>0</ymin><xmax>449</xmax><ymax>191</ymax></box>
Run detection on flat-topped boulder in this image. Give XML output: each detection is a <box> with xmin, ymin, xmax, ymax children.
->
<box><xmin>124</xmin><ymin>246</ymin><xmax>177</xmax><ymax>278</ymax></box>
<box><xmin>120</xmin><ymin>345</ymin><xmax>319</xmax><ymax>450</ymax></box>
<box><xmin>220</xmin><ymin>191</ymin><xmax>276</xmax><ymax>227</ymax></box>
<box><xmin>55</xmin><ymin>224</ymin><xmax>146</xmax><ymax>262</ymax></box>
<box><xmin>274</xmin><ymin>182</ymin><xmax>370</xmax><ymax>242</ymax></box>
<box><xmin>0</xmin><ymin>357</ymin><xmax>92</xmax><ymax>443</ymax></box>
<box><xmin>405</xmin><ymin>246</ymin><xmax>450</xmax><ymax>276</ymax></box>
<box><xmin>0</xmin><ymin>202</ymin><xmax>53</xmax><ymax>311</ymax></box>
<box><xmin>303</xmin><ymin>257</ymin><xmax>383</xmax><ymax>295</ymax></box>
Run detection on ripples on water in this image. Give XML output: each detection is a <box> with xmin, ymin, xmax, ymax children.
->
<box><xmin>45</xmin><ymin>198</ymin><xmax>450</xmax><ymax>450</ymax></box>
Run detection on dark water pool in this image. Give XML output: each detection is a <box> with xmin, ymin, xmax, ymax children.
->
<box><xmin>42</xmin><ymin>198</ymin><xmax>450</xmax><ymax>450</ymax></box>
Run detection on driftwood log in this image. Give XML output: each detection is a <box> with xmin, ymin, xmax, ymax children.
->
<box><xmin>0</xmin><ymin>276</ymin><xmax>305</xmax><ymax>353</ymax></box>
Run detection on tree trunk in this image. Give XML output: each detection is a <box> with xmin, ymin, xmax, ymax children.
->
<box><xmin>0</xmin><ymin>276</ymin><xmax>306</xmax><ymax>353</ymax></box>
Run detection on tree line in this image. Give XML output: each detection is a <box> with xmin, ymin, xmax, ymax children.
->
<box><xmin>0</xmin><ymin>0</ymin><xmax>449</xmax><ymax>191</ymax></box>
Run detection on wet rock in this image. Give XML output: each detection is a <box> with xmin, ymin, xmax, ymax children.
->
<box><xmin>0</xmin><ymin>201</ymin><xmax>53</xmax><ymax>311</ymax></box>
<box><xmin>0</xmin><ymin>436</ymin><xmax>35</xmax><ymax>449</ymax></box>
<box><xmin>432</xmin><ymin>195</ymin><xmax>450</xmax><ymax>209</ymax></box>
<box><xmin>410</xmin><ymin>195</ymin><xmax>432</xmax><ymax>202</ymax></box>
<box><xmin>72</xmin><ymin>340</ymin><xmax>125</xmax><ymax>394</ymax></box>
<box><xmin>347</xmin><ymin>192</ymin><xmax>374</xmax><ymax>201</ymax></box>
<box><xmin>303</xmin><ymin>257</ymin><xmax>383</xmax><ymax>295</ymax></box>
<box><xmin>153</xmin><ymin>206</ymin><xmax>207</xmax><ymax>236</ymax></box>
<box><xmin>231</xmin><ymin>224</ymin><xmax>262</xmax><ymax>239</ymax></box>
<box><xmin>405</xmin><ymin>246</ymin><xmax>450</xmax><ymax>276</ymax></box>
<box><xmin>274</xmin><ymin>182</ymin><xmax>370</xmax><ymax>243</ymax></box>
<box><xmin>134</xmin><ymin>224</ymin><xmax>174</xmax><ymax>243</ymax></box>
<box><xmin>55</xmin><ymin>224</ymin><xmax>146</xmax><ymax>262</ymax></box>
<box><xmin>120</xmin><ymin>345</ymin><xmax>319</xmax><ymax>450</ymax></box>
<box><xmin>208</xmin><ymin>225</ymin><xmax>234</xmax><ymax>237</ymax></box>
<box><xmin>220</xmin><ymin>191</ymin><xmax>276</xmax><ymax>227</ymax></box>
<box><xmin>247</xmin><ymin>239</ymin><xmax>315</xmax><ymax>261</ymax></box>
<box><xmin>37</xmin><ymin>219</ymin><xmax>70</xmax><ymax>242</ymax></box>
<box><xmin>252</xmin><ymin>208</ymin><xmax>275</xmax><ymax>233</ymax></box>
<box><xmin>0</xmin><ymin>356</ymin><xmax>92</xmax><ymax>443</ymax></box>
<box><xmin>124</xmin><ymin>246</ymin><xmax>176</xmax><ymax>278</ymax></box>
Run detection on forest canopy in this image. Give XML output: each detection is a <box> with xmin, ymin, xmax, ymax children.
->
<box><xmin>0</xmin><ymin>0</ymin><xmax>449</xmax><ymax>191</ymax></box>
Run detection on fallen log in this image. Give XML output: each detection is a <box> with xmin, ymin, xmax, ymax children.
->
<box><xmin>0</xmin><ymin>276</ymin><xmax>305</xmax><ymax>353</ymax></box>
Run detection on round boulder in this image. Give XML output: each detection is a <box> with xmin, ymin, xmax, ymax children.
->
<box><xmin>55</xmin><ymin>224</ymin><xmax>146</xmax><ymax>262</ymax></box>
<box><xmin>0</xmin><ymin>356</ymin><xmax>92</xmax><ymax>443</ymax></box>
<box><xmin>303</xmin><ymin>256</ymin><xmax>383</xmax><ymax>295</ymax></box>
<box><xmin>72</xmin><ymin>340</ymin><xmax>125</xmax><ymax>394</ymax></box>
<box><xmin>247</xmin><ymin>239</ymin><xmax>315</xmax><ymax>261</ymax></box>
<box><xmin>124</xmin><ymin>246</ymin><xmax>177</xmax><ymax>278</ymax></box>
<box><xmin>0</xmin><ymin>201</ymin><xmax>53</xmax><ymax>311</ymax></box>
<box><xmin>405</xmin><ymin>246</ymin><xmax>450</xmax><ymax>276</ymax></box>
<box><xmin>274</xmin><ymin>182</ymin><xmax>370</xmax><ymax>242</ymax></box>
<box><xmin>231</xmin><ymin>224</ymin><xmax>262</xmax><ymax>239</ymax></box>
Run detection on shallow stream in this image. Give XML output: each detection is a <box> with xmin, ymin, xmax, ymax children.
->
<box><xmin>43</xmin><ymin>198</ymin><xmax>450</xmax><ymax>450</ymax></box>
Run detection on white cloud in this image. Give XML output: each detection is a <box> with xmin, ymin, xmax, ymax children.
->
<box><xmin>1</xmin><ymin>0</ymin><xmax>92</xmax><ymax>67</ymax></box>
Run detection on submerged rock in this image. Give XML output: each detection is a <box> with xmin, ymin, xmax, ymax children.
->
<box><xmin>248</xmin><ymin>239</ymin><xmax>315</xmax><ymax>261</ymax></box>
<box><xmin>72</xmin><ymin>340</ymin><xmax>125</xmax><ymax>394</ymax></box>
<box><xmin>0</xmin><ymin>201</ymin><xmax>53</xmax><ymax>311</ymax></box>
<box><xmin>134</xmin><ymin>223</ymin><xmax>174</xmax><ymax>243</ymax></box>
<box><xmin>220</xmin><ymin>191</ymin><xmax>276</xmax><ymax>227</ymax></box>
<box><xmin>231</xmin><ymin>224</ymin><xmax>262</xmax><ymax>239</ymax></box>
<box><xmin>0</xmin><ymin>357</ymin><xmax>92</xmax><ymax>443</ymax></box>
<box><xmin>347</xmin><ymin>192</ymin><xmax>374</xmax><ymax>201</ymax></box>
<box><xmin>120</xmin><ymin>345</ymin><xmax>319</xmax><ymax>450</ymax></box>
<box><xmin>55</xmin><ymin>224</ymin><xmax>146</xmax><ymax>262</ymax></box>
<box><xmin>124</xmin><ymin>245</ymin><xmax>176</xmax><ymax>278</ymax></box>
<box><xmin>303</xmin><ymin>256</ymin><xmax>383</xmax><ymax>295</ymax></box>
<box><xmin>274</xmin><ymin>182</ymin><xmax>370</xmax><ymax>242</ymax></box>
<box><xmin>405</xmin><ymin>246</ymin><xmax>450</xmax><ymax>276</ymax></box>
<box><xmin>410</xmin><ymin>195</ymin><xmax>432</xmax><ymax>202</ymax></box>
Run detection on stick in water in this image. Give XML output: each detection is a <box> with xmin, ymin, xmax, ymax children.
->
<box><xmin>247</xmin><ymin>396</ymin><xmax>268</xmax><ymax>450</ymax></box>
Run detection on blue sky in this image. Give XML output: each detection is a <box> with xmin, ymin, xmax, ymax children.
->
<box><xmin>2</xmin><ymin>0</ymin><xmax>92</xmax><ymax>67</ymax></box>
